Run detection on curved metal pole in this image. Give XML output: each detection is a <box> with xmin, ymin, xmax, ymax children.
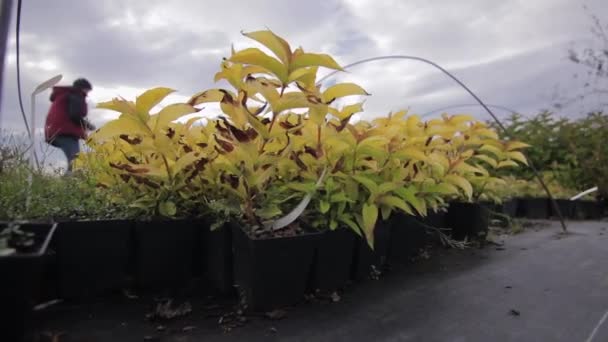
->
<box><xmin>318</xmin><ymin>55</ymin><xmax>568</xmax><ymax>232</ymax></box>
<box><xmin>421</xmin><ymin>103</ymin><xmax>526</xmax><ymax>118</ymax></box>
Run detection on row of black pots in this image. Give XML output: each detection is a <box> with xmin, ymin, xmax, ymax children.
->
<box><xmin>485</xmin><ymin>198</ymin><xmax>605</xmax><ymax>220</ymax></box>
<box><xmin>1</xmin><ymin>201</ymin><xmax>489</xmax><ymax>332</ymax></box>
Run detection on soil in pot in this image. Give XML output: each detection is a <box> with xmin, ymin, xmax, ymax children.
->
<box><xmin>446</xmin><ymin>202</ymin><xmax>489</xmax><ymax>241</ymax></box>
<box><xmin>516</xmin><ymin>198</ymin><xmax>549</xmax><ymax>219</ymax></box>
<box><xmin>0</xmin><ymin>223</ymin><xmax>57</xmax><ymax>342</ymax></box>
<box><xmin>310</xmin><ymin>228</ymin><xmax>356</xmax><ymax>293</ymax></box>
<box><xmin>54</xmin><ymin>220</ymin><xmax>132</xmax><ymax>299</ymax></box>
<box><xmin>232</xmin><ymin>224</ymin><xmax>321</xmax><ymax>312</ymax></box>
<box><xmin>352</xmin><ymin>220</ymin><xmax>391</xmax><ymax>281</ymax></box>
<box><xmin>389</xmin><ymin>214</ymin><xmax>431</xmax><ymax>264</ymax></box>
<box><xmin>133</xmin><ymin>219</ymin><xmax>197</xmax><ymax>292</ymax></box>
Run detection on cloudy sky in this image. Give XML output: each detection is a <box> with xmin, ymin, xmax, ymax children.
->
<box><xmin>0</xmin><ymin>0</ymin><xmax>607</xmax><ymax>168</ymax></box>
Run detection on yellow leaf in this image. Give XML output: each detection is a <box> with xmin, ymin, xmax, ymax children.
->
<box><xmin>479</xmin><ymin>144</ymin><xmax>504</xmax><ymax>158</ymax></box>
<box><xmin>189</xmin><ymin>89</ymin><xmax>227</xmax><ymax>106</ymax></box>
<box><xmin>334</xmin><ymin>103</ymin><xmax>364</xmax><ymax>120</ymax></box>
<box><xmin>97</xmin><ymin>98</ymin><xmax>136</xmax><ymax>115</ymax></box>
<box><xmin>171</xmin><ymin>151</ymin><xmax>201</xmax><ymax>175</ymax></box>
<box><xmin>445</xmin><ymin>114</ymin><xmax>474</xmax><ymax>125</ymax></box>
<box><xmin>136</xmin><ymin>87</ymin><xmax>175</xmax><ymax>118</ymax></box>
<box><xmin>290</xmin><ymin>48</ymin><xmax>343</xmax><ymax>72</ymax></box>
<box><xmin>288</xmin><ymin>66</ymin><xmax>317</xmax><ymax>84</ymax></box>
<box><xmin>506</xmin><ymin>141</ymin><xmax>531</xmax><ymax>151</ymax></box>
<box><xmin>395</xmin><ymin>147</ymin><xmax>427</xmax><ymax>162</ymax></box>
<box><xmin>274</xmin><ymin>92</ymin><xmax>310</xmax><ymax>113</ymax></box>
<box><xmin>90</xmin><ymin>117</ymin><xmax>150</xmax><ymax>142</ymax></box>
<box><xmin>378</xmin><ymin>195</ymin><xmax>414</xmax><ymax>215</ymax></box>
<box><xmin>153</xmin><ymin>104</ymin><xmax>197</xmax><ymax>131</ymax></box>
<box><xmin>472</xmin><ymin>154</ymin><xmax>498</xmax><ymax>168</ymax></box>
<box><xmin>322</xmin><ymin>83</ymin><xmax>369</xmax><ymax>103</ymax></box>
<box><xmin>445</xmin><ymin>174</ymin><xmax>473</xmax><ymax>199</ymax></box>
<box><xmin>507</xmin><ymin>151</ymin><xmax>528</xmax><ymax>165</ymax></box>
<box><xmin>497</xmin><ymin>160</ymin><xmax>519</xmax><ymax>168</ymax></box>
<box><xmin>229</xmin><ymin>48</ymin><xmax>288</xmax><ymax>83</ymax></box>
<box><xmin>453</xmin><ymin>162</ymin><xmax>485</xmax><ymax>175</ymax></box>
<box><xmin>242</xmin><ymin>30</ymin><xmax>292</xmax><ymax>66</ymax></box>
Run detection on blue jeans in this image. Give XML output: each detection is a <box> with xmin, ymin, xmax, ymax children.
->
<box><xmin>52</xmin><ymin>135</ymin><xmax>80</xmax><ymax>172</ymax></box>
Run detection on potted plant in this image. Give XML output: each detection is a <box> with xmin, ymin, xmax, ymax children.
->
<box><xmin>84</xmin><ymin>88</ymin><xmax>209</xmax><ymax>293</ymax></box>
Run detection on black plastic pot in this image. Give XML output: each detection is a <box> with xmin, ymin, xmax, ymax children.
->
<box><xmin>352</xmin><ymin>220</ymin><xmax>391</xmax><ymax>281</ymax></box>
<box><xmin>550</xmin><ymin>199</ymin><xmax>575</xmax><ymax>219</ymax></box>
<box><xmin>502</xmin><ymin>199</ymin><xmax>519</xmax><ymax>217</ymax></box>
<box><xmin>573</xmin><ymin>200</ymin><xmax>602</xmax><ymax>220</ymax></box>
<box><xmin>54</xmin><ymin>220</ymin><xmax>132</xmax><ymax>299</ymax></box>
<box><xmin>204</xmin><ymin>223</ymin><xmax>234</xmax><ymax>295</ymax></box>
<box><xmin>516</xmin><ymin>197</ymin><xmax>549</xmax><ymax>219</ymax></box>
<box><xmin>446</xmin><ymin>202</ymin><xmax>489</xmax><ymax>241</ymax></box>
<box><xmin>389</xmin><ymin>214</ymin><xmax>431</xmax><ymax>264</ymax></box>
<box><xmin>133</xmin><ymin>219</ymin><xmax>197</xmax><ymax>292</ymax></box>
<box><xmin>310</xmin><ymin>228</ymin><xmax>356</xmax><ymax>292</ymax></box>
<box><xmin>232</xmin><ymin>225</ymin><xmax>321</xmax><ymax>312</ymax></box>
<box><xmin>0</xmin><ymin>223</ymin><xmax>57</xmax><ymax>342</ymax></box>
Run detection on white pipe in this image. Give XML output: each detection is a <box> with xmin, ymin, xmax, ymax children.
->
<box><xmin>570</xmin><ymin>187</ymin><xmax>598</xmax><ymax>201</ymax></box>
<box><xmin>26</xmin><ymin>75</ymin><xmax>63</xmax><ymax>211</ymax></box>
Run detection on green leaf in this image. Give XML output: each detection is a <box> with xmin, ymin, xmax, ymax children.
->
<box><xmin>158</xmin><ymin>201</ymin><xmax>177</xmax><ymax>217</ymax></box>
<box><xmin>362</xmin><ymin>203</ymin><xmax>378</xmax><ymax>248</ymax></box>
<box><xmin>393</xmin><ymin>187</ymin><xmax>425</xmax><ymax>215</ymax></box>
<box><xmin>378</xmin><ymin>195</ymin><xmax>414</xmax><ymax>215</ymax></box>
<box><xmin>380</xmin><ymin>205</ymin><xmax>392</xmax><ymax>221</ymax></box>
<box><xmin>286</xmin><ymin>182</ymin><xmax>317</xmax><ymax>193</ymax></box>
<box><xmin>378</xmin><ymin>182</ymin><xmax>401</xmax><ymax>195</ymax></box>
<box><xmin>329</xmin><ymin>219</ymin><xmax>338</xmax><ymax>230</ymax></box>
<box><xmin>256</xmin><ymin>205</ymin><xmax>283</xmax><ymax>219</ymax></box>
<box><xmin>319</xmin><ymin>200</ymin><xmax>330</xmax><ymax>214</ymax></box>
<box><xmin>339</xmin><ymin>216</ymin><xmax>362</xmax><ymax>237</ymax></box>
<box><xmin>352</xmin><ymin>174</ymin><xmax>378</xmax><ymax>194</ymax></box>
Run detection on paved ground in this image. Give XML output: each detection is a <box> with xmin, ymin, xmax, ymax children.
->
<box><xmin>32</xmin><ymin>220</ymin><xmax>608</xmax><ymax>342</ymax></box>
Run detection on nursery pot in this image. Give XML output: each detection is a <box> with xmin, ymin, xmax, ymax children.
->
<box><xmin>310</xmin><ymin>227</ymin><xmax>357</xmax><ymax>292</ymax></box>
<box><xmin>573</xmin><ymin>200</ymin><xmax>602</xmax><ymax>220</ymax></box>
<box><xmin>0</xmin><ymin>223</ymin><xmax>57</xmax><ymax>342</ymax></box>
<box><xmin>133</xmin><ymin>219</ymin><xmax>197</xmax><ymax>292</ymax></box>
<box><xmin>502</xmin><ymin>199</ymin><xmax>519</xmax><ymax>217</ymax></box>
<box><xmin>204</xmin><ymin>222</ymin><xmax>234</xmax><ymax>295</ymax></box>
<box><xmin>389</xmin><ymin>213</ymin><xmax>432</xmax><ymax>264</ymax></box>
<box><xmin>516</xmin><ymin>197</ymin><xmax>549</xmax><ymax>219</ymax></box>
<box><xmin>352</xmin><ymin>220</ymin><xmax>391</xmax><ymax>281</ymax></box>
<box><xmin>231</xmin><ymin>225</ymin><xmax>321</xmax><ymax>312</ymax></box>
<box><xmin>550</xmin><ymin>199</ymin><xmax>575</xmax><ymax>219</ymax></box>
<box><xmin>54</xmin><ymin>219</ymin><xmax>132</xmax><ymax>299</ymax></box>
<box><xmin>446</xmin><ymin>202</ymin><xmax>489</xmax><ymax>241</ymax></box>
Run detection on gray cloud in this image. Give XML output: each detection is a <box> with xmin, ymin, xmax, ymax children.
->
<box><xmin>1</xmin><ymin>0</ymin><xmax>607</xmax><ymax>139</ymax></box>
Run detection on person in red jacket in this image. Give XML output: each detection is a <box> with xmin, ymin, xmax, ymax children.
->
<box><xmin>44</xmin><ymin>78</ymin><xmax>95</xmax><ymax>172</ymax></box>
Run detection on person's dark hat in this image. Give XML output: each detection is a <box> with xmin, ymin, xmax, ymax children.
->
<box><xmin>73</xmin><ymin>78</ymin><xmax>92</xmax><ymax>90</ymax></box>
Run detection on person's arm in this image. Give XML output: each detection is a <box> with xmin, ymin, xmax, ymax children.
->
<box><xmin>66</xmin><ymin>93</ymin><xmax>95</xmax><ymax>130</ymax></box>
